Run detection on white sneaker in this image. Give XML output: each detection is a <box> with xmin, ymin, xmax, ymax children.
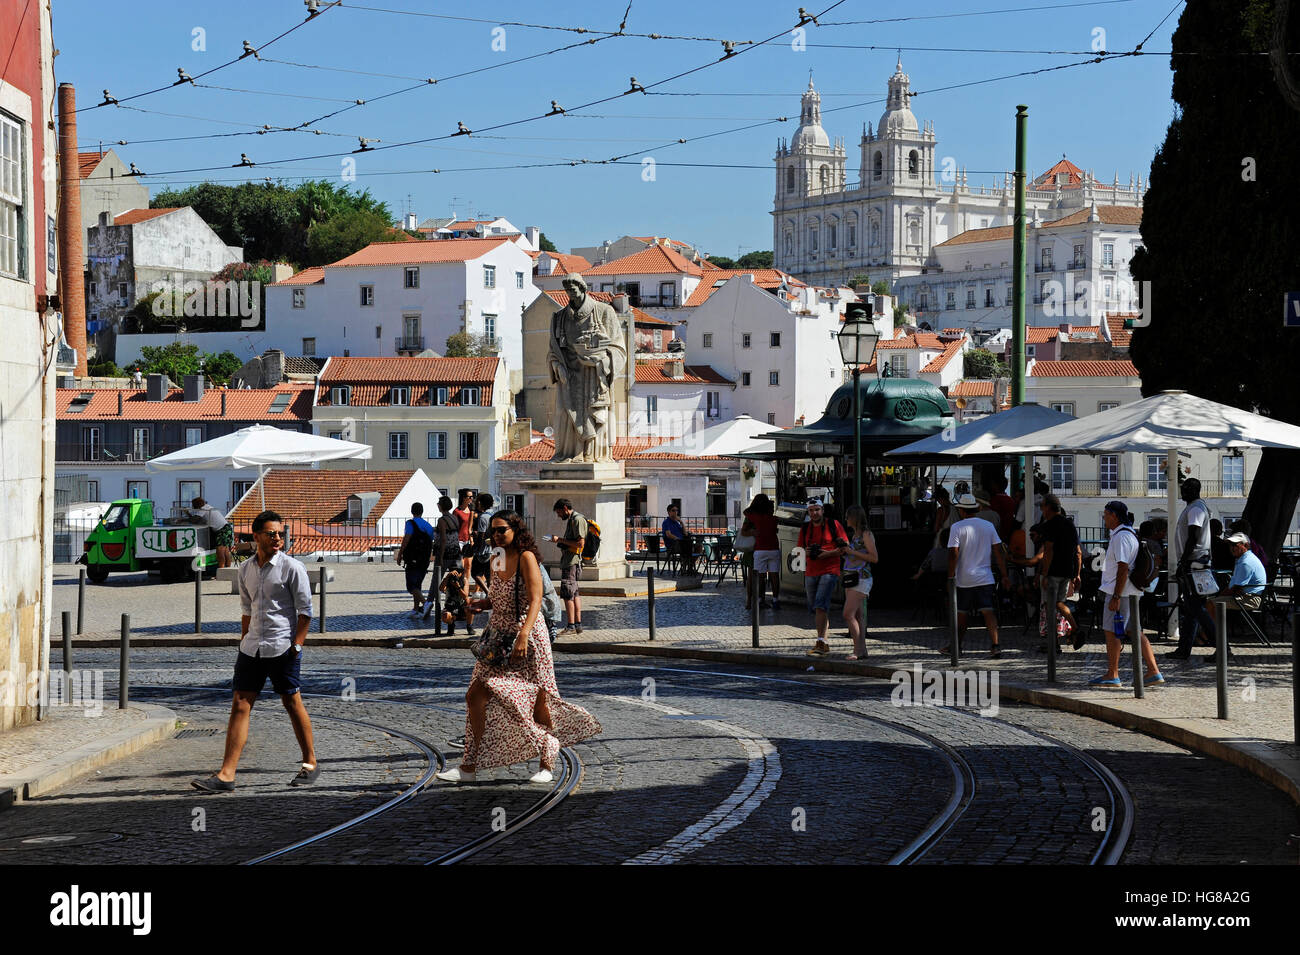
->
<box><xmin>435</xmin><ymin>766</ymin><xmax>476</xmax><ymax>784</ymax></box>
<box><xmin>529</xmin><ymin>769</ymin><xmax>554</xmax><ymax>784</ymax></box>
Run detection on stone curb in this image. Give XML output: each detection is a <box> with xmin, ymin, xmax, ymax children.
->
<box><xmin>551</xmin><ymin>641</ymin><xmax>1300</xmax><ymax>808</ymax></box>
<box><xmin>0</xmin><ymin>702</ymin><xmax>178</xmax><ymax>805</ymax></box>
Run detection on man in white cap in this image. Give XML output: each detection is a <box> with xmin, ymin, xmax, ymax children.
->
<box><xmin>944</xmin><ymin>492</ymin><xmax>1008</xmax><ymax>658</ymax></box>
<box><xmin>1196</xmin><ymin>529</ymin><xmax>1266</xmax><ymax>663</ymax></box>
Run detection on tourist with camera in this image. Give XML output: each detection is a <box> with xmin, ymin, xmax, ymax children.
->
<box><xmin>799</xmin><ymin>499</ymin><xmax>848</xmax><ymax>656</ymax></box>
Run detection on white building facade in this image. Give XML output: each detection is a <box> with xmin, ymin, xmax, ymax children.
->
<box><xmin>264</xmin><ymin>238</ymin><xmax>539</xmax><ymax>392</ymax></box>
<box><xmin>682</xmin><ymin>274</ymin><xmax>856</xmax><ymax>428</ymax></box>
<box><xmin>773</xmin><ymin>62</ymin><xmax>1145</xmax><ymax>288</ymax></box>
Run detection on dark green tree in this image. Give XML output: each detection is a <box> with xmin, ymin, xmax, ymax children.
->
<box><xmin>706</xmin><ymin>255</ymin><xmax>738</xmax><ymax>269</ymax></box>
<box><xmin>136</xmin><ymin>343</ymin><xmax>202</xmax><ymax>382</ymax></box>
<box><xmin>537</xmin><ymin>232</ymin><xmax>558</xmax><ymax>252</ymax></box>
<box><xmin>736</xmin><ymin>250</ymin><xmax>773</xmax><ymax>269</ymax></box>
<box><xmin>201</xmin><ymin>350</ymin><xmax>243</xmax><ymax>385</ymax></box>
<box><xmin>871</xmin><ymin>280</ymin><xmax>891</xmax><ymax>296</ymax></box>
<box><xmin>444</xmin><ymin>331</ymin><xmax>495</xmax><ymax>357</ymax></box>
<box><xmin>848</xmin><ymin>273</ymin><xmax>872</xmax><ymax>287</ymax></box>
<box><xmin>963</xmin><ymin>348</ymin><xmax>1010</xmax><ymax>380</ymax></box>
<box><xmin>304</xmin><ymin>209</ymin><xmax>397</xmax><ymax>266</ymax></box>
<box><xmin>1128</xmin><ymin>0</ymin><xmax>1300</xmax><ymax>557</ymax></box>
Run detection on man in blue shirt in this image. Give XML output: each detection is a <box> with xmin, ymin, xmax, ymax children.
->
<box><xmin>397</xmin><ymin>502</ymin><xmax>436</xmax><ymax>614</ymax></box>
<box><xmin>1199</xmin><ymin>530</ymin><xmax>1267</xmax><ymax>663</ymax></box>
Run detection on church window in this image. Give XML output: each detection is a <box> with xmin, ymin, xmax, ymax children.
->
<box><xmin>908</xmin><ymin>150</ymin><xmax>919</xmax><ymax>178</ymax></box>
<box><xmin>808</xmin><ymin>226</ymin><xmax>818</xmax><ymax>252</ymax></box>
<box><xmin>828</xmin><ymin>222</ymin><xmax>837</xmax><ymax>250</ymax></box>
<box><xmin>873</xmin><ymin>152</ymin><xmax>883</xmax><ymax>180</ymax></box>
<box><xmin>908</xmin><ymin>218</ymin><xmax>921</xmax><ymax>246</ymax></box>
<box><xmin>847</xmin><ymin>218</ymin><xmax>857</xmax><ymax>248</ymax></box>
<box><xmin>786</xmin><ymin>166</ymin><xmax>795</xmax><ymax>193</ymax></box>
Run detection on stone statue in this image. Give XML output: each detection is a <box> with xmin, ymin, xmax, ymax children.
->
<box><xmin>548</xmin><ymin>273</ymin><xmax>627</xmax><ymax>463</ymax></box>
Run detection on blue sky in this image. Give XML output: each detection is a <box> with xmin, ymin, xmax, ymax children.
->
<box><xmin>55</xmin><ymin>0</ymin><xmax>1182</xmax><ymax>259</ymax></box>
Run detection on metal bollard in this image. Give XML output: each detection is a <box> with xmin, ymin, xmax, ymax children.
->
<box><xmin>647</xmin><ymin>567</ymin><xmax>656</xmax><ymax>641</ymax></box>
<box><xmin>750</xmin><ymin>565</ymin><xmax>760</xmax><ymax>649</ymax></box>
<box><xmin>432</xmin><ymin>556</ymin><xmax>443</xmax><ymax>636</ymax></box>
<box><xmin>1129</xmin><ymin>597</ymin><xmax>1144</xmax><ymax>699</ymax></box>
<box><xmin>194</xmin><ymin>563</ymin><xmax>203</xmax><ymax>634</ymax></box>
<box><xmin>947</xmin><ymin>579</ymin><xmax>959</xmax><ymax>667</ymax></box>
<box><xmin>77</xmin><ymin>566</ymin><xmax>86</xmax><ymax>635</ymax></box>
<box><xmin>62</xmin><ymin>611</ymin><xmax>72</xmax><ymax>675</ymax></box>
<box><xmin>119</xmin><ymin>613</ymin><xmax>130</xmax><ymax>709</ymax></box>
<box><xmin>1046</xmin><ymin>588</ymin><xmax>1057</xmax><ymax>684</ymax></box>
<box><xmin>318</xmin><ymin>566</ymin><xmax>328</xmax><ymax>634</ymax></box>
<box><xmin>1215</xmin><ymin>600</ymin><xmax>1229</xmax><ymax>719</ymax></box>
<box><xmin>1292</xmin><ymin>610</ymin><xmax>1299</xmax><ymax>745</ymax></box>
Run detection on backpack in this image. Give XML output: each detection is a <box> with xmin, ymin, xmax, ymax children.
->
<box><xmin>581</xmin><ymin>517</ymin><xmax>602</xmax><ymax>560</ymax></box>
<box><xmin>1117</xmin><ymin>526</ymin><xmax>1161</xmax><ymax>590</ymax></box>
<box><xmin>438</xmin><ymin>512</ymin><xmax>462</xmax><ymax>563</ymax></box>
<box><xmin>537</xmin><ymin>563</ymin><xmax>563</xmax><ymax>642</ymax></box>
<box><xmin>406</xmin><ymin>519</ymin><xmax>433</xmax><ymax>564</ymax></box>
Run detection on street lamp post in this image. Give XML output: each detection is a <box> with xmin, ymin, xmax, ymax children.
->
<box><xmin>837</xmin><ymin>298</ymin><xmax>880</xmax><ymax>511</ymax></box>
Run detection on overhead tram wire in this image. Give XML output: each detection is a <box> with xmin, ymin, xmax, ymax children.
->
<box><xmin>71</xmin><ymin>0</ymin><xmax>345</xmax><ymax>115</ymax></box>
<box><xmin>114</xmin><ymin>0</ymin><xmax>851</xmax><ymax>180</ymax></box>
<box><xmin>820</xmin><ymin>0</ymin><xmax>1141</xmax><ymax>26</ymax></box>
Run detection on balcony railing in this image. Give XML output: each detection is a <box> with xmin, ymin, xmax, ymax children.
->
<box><xmin>1054</xmin><ymin>479</ymin><xmax>1252</xmax><ymax>499</ymax></box>
<box><xmin>1034</xmin><ymin>263</ymin><xmax>1056</xmax><ymax>273</ymax></box>
<box><xmin>394</xmin><ymin>335</ymin><xmax>425</xmax><ymax>353</ymax></box>
<box><xmin>1068</xmin><ymin>258</ymin><xmax>1088</xmax><ymax>270</ymax></box>
<box><xmin>56</xmin><ymin>443</ymin><xmax>187</xmax><ymax>463</ymax></box>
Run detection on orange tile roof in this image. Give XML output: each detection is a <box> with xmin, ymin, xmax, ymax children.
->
<box><xmin>228</xmin><ymin>469</ymin><xmax>415</xmax><ymax>526</ymax></box>
<box><xmin>698</xmin><ymin>259</ymin><xmax>722</xmax><ymax>270</ymax></box>
<box><xmin>540</xmin><ymin>289</ymin><xmax>665</xmax><ymax>325</ymax></box>
<box><xmin>950</xmin><ymin>380</ymin><xmax>995</xmax><ymax>397</ymax></box>
<box><xmin>55</xmin><ymin>385</ymin><xmax>313</xmax><ymax>421</ymax></box>
<box><xmin>1105</xmin><ymin>312</ymin><xmax>1135</xmax><ymax>346</ymax></box>
<box><xmin>1025</xmin><ymin>324</ymin><xmax>1098</xmax><ymax>344</ymax></box>
<box><xmin>283</xmin><ymin>532</ymin><xmax>402</xmax><ymax>557</ymax></box>
<box><xmin>112</xmin><ymin>208</ymin><xmax>182</xmax><ymax>226</ymax></box>
<box><xmin>584</xmin><ymin>243</ymin><xmax>703</xmax><ymax>277</ymax></box>
<box><xmin>934</xmin><ymin>224</ymin><xmax>1014</xmax><ymax>247</ymax></box>
<box><xmin>271</xmin><ymin>267</ymin><xmax>325</xmax><ymax>287</ymax></box>
<box><xmin>683</xmin><ymin>269</ymin><xmax>805</xmax><ymax>307</ymax></box>
<box><xmin>317</xmin><ymin>357</ymin><xmax>498</xmax><ymax>406</ymax></box>
<box><xmin>1029</xmin><ymin>360</ymin><xmax>1139</xmax><ymax>377</ymax></box>
<box><xmin>877</xmin><ymin>331</ymin><xmax>945</xmax><ymax>351</ymax></box>
<box><xmin>536</xmin><ymin>252</ymin><xmax>592</xmax><ymax>274</ymax></box>
<box><xmin>1045</xmin><ymin>205</ymin><xmax>1143</xmax><ymax>228</ymax></box>
<box><xmin>634</xmin><ymin>360</ymin><xmax>734</xmax><ymax>385</ymax></box>
<box><xmin>328</xmin><ymin>237</ymin><xmax>511</xmax><ymax>268</ymax></box>
<box><xmin>920</xmin><ymin>338</ymin><xmax>965</xmax><ymax>373</ymax></box>
<box><xmin>78</xmin><ymin>151</ymin><xmax>105</xmax><ymax>178</ymax></box>
<box><xmin>1032</xmin><ymin>158</ymin><xmax>1085</xmax><ymax>190</ymax></box>
<box><xmin>937</xmin><ymin>204</ymin><xmax>1141</xmax><ymax>247</ymax></box>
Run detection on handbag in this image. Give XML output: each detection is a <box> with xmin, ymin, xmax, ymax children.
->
<box><xmin>469</xmin><ymin>564</ymin><xmax>536</xmax><ymax>670</ymax></box>
<box><xmin>734</xmin><ymin>534</ymin><xmax>756</xmax><ymax>553</ymax></box>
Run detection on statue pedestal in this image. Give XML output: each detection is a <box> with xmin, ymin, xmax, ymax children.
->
<box><xmin>524</xmin><ymin>461</ymin><xmax>636</xmax><ymax>582</ymax></box>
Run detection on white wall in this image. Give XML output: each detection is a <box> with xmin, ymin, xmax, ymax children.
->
<box><xmin>264</xmin><ymin>243</ymin><xmax>538</xmax><ymax>373</ymax></box>
<box><xmin>628</xmin><ymin>383</ymin><xmax>733</xmax><ymax>439</ymax></box>
<box><xmin>686</xmin><ymin>276</ymin><xmax>846</xmax><ymax>427</ymax></box>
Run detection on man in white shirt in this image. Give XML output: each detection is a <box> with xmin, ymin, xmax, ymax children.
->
<box><xmin>945</xmin><ymin>493</ymin><xmax>1009</xmax><ymax>658</ymax></box>
<box><xmin>193</xmin><ymin>510</ymin><xmax>318</xmax><ymax>792</ymax></box>
<box><xmin>1089</xmin><ymin>501</ymin><xmax>1164</xmax><ymax>688</ymax></box>
<box><xmin>189</xmin><ymin>496</ymin><xmax>232</xmax><ymax>569</ymax></box>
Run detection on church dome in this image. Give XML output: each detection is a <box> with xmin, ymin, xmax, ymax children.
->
<box><xmin>791</xmin><ymin>78</ymin><xmax>830</xmax><ymax>150</ymax></box>
<box><xmin>876</xmin><ymin>58</ymin><xmax>919</xmax><ymax>137</ymax></box>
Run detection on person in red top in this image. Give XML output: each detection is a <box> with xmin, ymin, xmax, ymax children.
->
<box><xmin>455</xmin><ymin>489</ymin><xmax>474</xmax><ymax>580</ymax></box>
<box><xmin>799</xmin><ymin>499</ymin><xmax>847</xmax><ymax>656</ymax></box>
<box><xmin>743</xmin><ymin>494</ymin><xmax>783</xmax><ymax>611</ymax></box>
<box><xmin>988</xmin><ymin>474</ymin><xmax>1016</xmax><ymax>540</ymax></box>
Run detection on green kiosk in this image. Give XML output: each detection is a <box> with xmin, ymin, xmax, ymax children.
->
<box><xmin>747</xmin><ymin>377</ymin><xmax>955</xmax><ymax>606</ymax></box>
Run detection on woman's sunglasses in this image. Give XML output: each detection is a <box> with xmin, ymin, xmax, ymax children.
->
<box><xmin>490</xmin><ymin>526</ymin><xmax>511</xmax><ymax>536</ymax></box>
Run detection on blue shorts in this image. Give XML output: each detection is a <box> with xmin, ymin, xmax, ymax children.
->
<box><xmin>957</xmin><ymin>584</ymin><xmax>996</xmax><ymax>614</ymax></box>
<box><xmin>233</xmin><ymin>647</ymin><xmax>302</xmax><ymax>696</ymax></box>
<box><xmin>804</xmin><ymin>573</ymin><xmax>838</xmax><ymax>613</ymax></box>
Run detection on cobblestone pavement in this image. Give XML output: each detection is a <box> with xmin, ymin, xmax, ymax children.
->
<box><xmin>53</xmin><ymin>563</ymin><xmax>1300</xmax><ymax>775</ymax></box>
<box><xmin>1</xmin><ymin>647</ymin><xmax>1294</xmax><ymax>864</ymax></box>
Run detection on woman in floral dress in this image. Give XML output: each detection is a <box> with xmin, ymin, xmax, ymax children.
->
<box><xmin>435</xmin><ymin>510</ymin><xmax>601</xmax><ymax>784</ymax></box>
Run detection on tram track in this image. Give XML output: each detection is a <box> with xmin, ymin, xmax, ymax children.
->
<box><xmin>131</xmin><ymin>683</ymin><xmax>582</xmax><ymax>866</ymax></box>
<box><xmin>554</xmin><ymin>663</ymin><xmax>1132</xmax><ymax>865</ymax></box>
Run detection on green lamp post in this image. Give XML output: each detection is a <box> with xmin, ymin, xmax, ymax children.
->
<box><xmin>837</xmin><ymin>298</ymin><xmax>880</xmax><ymax>510</ymax></box>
